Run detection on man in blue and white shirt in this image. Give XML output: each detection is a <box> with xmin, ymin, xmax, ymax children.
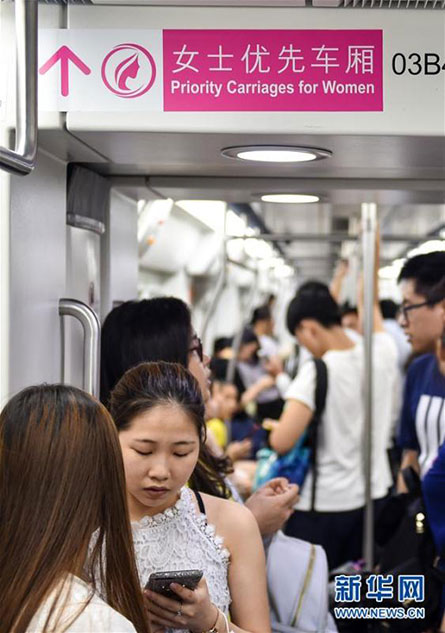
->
<box><xmin>397</xmin><ymin>252</ymin><xmax>445</xmax><ymax>486</ymax></box>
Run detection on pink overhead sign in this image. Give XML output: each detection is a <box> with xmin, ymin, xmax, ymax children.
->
<box><xmin>163</xmin><ymin>29</ymin><xmax>383</xmax><ymax>112</ymax></box>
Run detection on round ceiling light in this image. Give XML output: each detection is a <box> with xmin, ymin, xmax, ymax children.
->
<box><xmin>261</xmin><ymin>194</ymin><xmax>320</xmax><ymax>203</ymax></box>
<box><xmin>221</xmin><ymin>145</ymin><xmax>332</xmax><ymax>163</ymax></box>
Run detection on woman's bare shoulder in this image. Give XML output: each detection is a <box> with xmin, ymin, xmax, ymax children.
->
<box><xmin>200</xmin><ymin>493</ymin><xmax>259</xmax><ymax>544</ymax></box>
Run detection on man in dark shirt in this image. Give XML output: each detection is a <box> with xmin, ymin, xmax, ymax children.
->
<box><xmin>397</xmin><ymin>252</ymin><xmax>445</xmax><ymax>487</ymax></box>
<box><xmin>422</xmin><ymin>322</ymin><xmax>445</xmax><ymax>631</ymax></box>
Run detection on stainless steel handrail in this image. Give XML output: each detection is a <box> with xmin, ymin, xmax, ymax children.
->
<box><xmin>0</xmin><ymin>0</ymin><xmax>38</xmax><ymax>175</ymax></box>
<box><xmin>361</xmin><ymin>202</ymin><xmax>377</xmax><ymax>570</ymax></box>
<box><xmin>59</xmin><ymin>299</ymin><xmax>101</xmax><ymax>398</ymax></box>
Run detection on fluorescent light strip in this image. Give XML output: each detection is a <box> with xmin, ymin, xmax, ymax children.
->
<box><xmin>261</xmin><ymin>194</ymin><xmax>320</xmax><ymax>203</ymax></box>
<box><xmin>238</xmin><ymin>150</ymin><xmax>317</xmax><ymax>163</ymax></box>
<box><xmin>221</xmin><ymin>145</ymin><xmax>332</xmax><ymax>164</ymax></box>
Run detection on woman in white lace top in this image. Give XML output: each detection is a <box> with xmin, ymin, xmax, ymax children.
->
<box><xmin>0</xmin><ymin>384</ymin><xmax>150</xmax><ymax>633</ymax></box>
<box><xmin>110</xmin><ymin>361</ymin><xmax>270</xmax><ymax>633</ymax></box>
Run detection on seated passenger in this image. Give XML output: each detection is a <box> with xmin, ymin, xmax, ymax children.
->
<box><xmin>100</xmin><ymin>297</ymin><xmax>299</xmax><ymax>538</ymax></box>
<box><xmin>268</xmin><ymin>281</ymin><xmax>398</xmax><ymax>569</ymax></box>
<box><xmin>207</xmin><ymin>379</ymin><xmax>252</xmax><ymax>462</ymax></box>
<box><xmin>207</xmin><ymin>380</ymin><xmax>235</xmax><ymax>449</ymax></box>
<box><xmin>208</xmin><ymin>379</ymin><xmax>258</xmax><ymax>496</ymax></box>
<box><xmin>110</xmin><ymin>361</ymin><xmax>271</xmax><ymax>633</ymax></box>
<box><xmin>0</xmin><ymin>384</ymin><xmax>149</xmax><ymax>633</ymax></box>
<box><xmin>210</xmin><ymin>357</ymin><xmax>268</xmax><ymax>460</ymax></box>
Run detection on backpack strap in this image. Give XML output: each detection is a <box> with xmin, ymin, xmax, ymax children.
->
<box><xmin>309</xmin><ymin>358</ymin><xmax>328</xmax><ymax>512</ymax></box>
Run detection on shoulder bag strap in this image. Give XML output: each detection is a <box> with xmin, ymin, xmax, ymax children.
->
<box><xmin>309</xmin><ymin>358</ymin><xmax>328</xmax><ymax>512</ymax></box>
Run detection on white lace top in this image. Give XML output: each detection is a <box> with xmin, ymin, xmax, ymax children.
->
<box><xmin>132</xmin><ymin>487</ymin><xmax>231</xmax><ymax>633</ymax></box>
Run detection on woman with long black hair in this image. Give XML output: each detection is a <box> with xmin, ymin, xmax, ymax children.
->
<box><xmin>100</xmin><ymin>297</ymin><xmax>298</xmax><ymax>534</ymax></box>
<box><xmin>110</xmin><ymin>361</ymin><xmax>270</xmax><ymax>633</ymax></box>
<box><xmin>101</xmin><ymin>297</ymin><xmax>232</xmax><ymax>497</ymax></box>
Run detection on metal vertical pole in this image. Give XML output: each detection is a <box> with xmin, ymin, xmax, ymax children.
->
<box><xmin>362</xmin><ymin>202</ymin><xmax>377</xmax><ymax>569</ymax></box>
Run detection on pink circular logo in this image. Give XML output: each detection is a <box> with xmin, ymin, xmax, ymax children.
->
<box><xmin>101</xmin><ymin>43</ymin><xmax>156</xmax><ymax>99</ymax></box>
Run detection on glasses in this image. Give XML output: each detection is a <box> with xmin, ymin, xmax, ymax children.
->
<box><xmin>189</xmin><ymin>336</ymin><xmax>204</xmax><ymax>362</ymax></box>
<box><xmin>398</xmin><ymin>301</ymin><xmax>434</xmax><ymax>323</ymax></box>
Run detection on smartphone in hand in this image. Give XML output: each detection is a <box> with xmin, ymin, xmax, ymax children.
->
<box><xmin>145</xmin><ymin>569</ymin><xmax>203</xmax><ymax>600</ymax></box>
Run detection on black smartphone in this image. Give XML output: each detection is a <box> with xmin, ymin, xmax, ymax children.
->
<box><xmin>145</xmin><ymin>569</ymin><xmax>203</xmax><ymax>599</ymax></box>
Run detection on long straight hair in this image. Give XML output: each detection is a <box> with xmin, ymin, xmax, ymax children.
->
<box><xmin>101</xmin><ymin>297</ymin><xmax>232</xmax><ymax>497</ymax></box>
<box><xmin>0</xmin><ymin>384</ymin><xmax>150</xmax><ymax>633</ymax></box>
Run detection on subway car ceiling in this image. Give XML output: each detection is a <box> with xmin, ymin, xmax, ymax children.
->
<box><xmin>65</xmin><ymin>130</ymin><xmax>445</xmax><ymax>277</ymax></box>
<box><xmin>40</xmin><ymin>128</ymin><xmax>445</xmax><ymax>281</ymax></box>
<box><xmin>5</xmin><ymin>0</ymin><xmax>445</xmax><ymax>284</ymax></box>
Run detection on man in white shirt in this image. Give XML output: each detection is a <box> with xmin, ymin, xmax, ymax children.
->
<box><xmin>269</xmin><ymin>281</ymin><xmax>398</xmax><ymax>569</ymax></box>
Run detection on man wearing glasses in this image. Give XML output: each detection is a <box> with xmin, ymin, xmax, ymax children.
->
<box><xmin>397</xmin><ymin>252</ymin><xmax>445</xmax><ymax>488</ymax></box>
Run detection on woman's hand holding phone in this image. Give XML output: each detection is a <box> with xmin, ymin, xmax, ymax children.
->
<box><xmin>144</xmin><ymin>576</ymin><xmax>219</xmax><ymax>632</ymax></box>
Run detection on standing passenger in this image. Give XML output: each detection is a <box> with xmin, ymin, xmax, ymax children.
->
<box><xmin>380</xmin><ymin>299</ymin><xmax>411</xmax><ymax>374</ymax></box>
<box><xmin>236</xmin><ymin>327</ymin><xmax>284</xmax><ymax>422</ymax></box>
<box><xmin>340</xmin><ymin>303</ymin><xmax>360</xmax><ymax>334</ymax></box>
<box><xmin>101</xmin><ymin>297</ymin><xmax>232</xmax><ymax>498</ymax></box>
<box><xmin>100</xmin><ymin>297</ymin><xmax>299</xmax><ymax>538</ymax></box>
<box><xmin>110</xmin><ymin>361</ymin><xmax>270</xmax><ymax>633</ymax></box>
<box><xmin>268</xmin><ymin>281</ymin><xmax>398</xmax><ymax>569</ymax></box>
<box><xmin>251</xmin><ymin>305</ymin><xmax>279</xmax><ymax>358</ymax></box>
<box><xmin>0</xmin><ymin>385</ymin><xmax>149</xmax><ymax>633</ymax></box>
<box><xmin>397</xmin><ymin>252</ymin><xmax>445</xmax><ymax>487</ymax></box>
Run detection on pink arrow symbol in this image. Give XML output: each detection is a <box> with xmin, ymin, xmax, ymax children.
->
<box><xmin>39</xmin><ymin>46</ymin><xmax>91</xmax><ymax>97</ymax></box>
